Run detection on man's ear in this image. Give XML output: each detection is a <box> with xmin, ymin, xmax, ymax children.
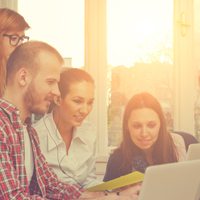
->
<box><xmin>53</xmin><ymin>95</ymin><xmax>61</xmax><ymax>106</ymax></box>
<box><xmin>17</xmin><ymin>68</ymin><xmax>31</xmax><ymax>87</ymax></box>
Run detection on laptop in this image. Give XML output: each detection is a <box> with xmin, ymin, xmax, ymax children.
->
<box><xmin>186</xmin><ymin>143</ymin><xmax>200</xmax><ymax>160</ymax></box>
<box><xmin>138</xmin><ymin>160</ymin><xmax>200</xmax><ymax>200</ymax></box>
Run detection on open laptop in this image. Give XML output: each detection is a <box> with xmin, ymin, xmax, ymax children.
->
<box><xmin>186</xmin><ymin>143</ymin><xmax>200</xmax><ymax>160</ymax></box>
<box><xmin>138</xmin><ymin>160</ymin><xmax>200</xmax><ymax>200</ymax></box>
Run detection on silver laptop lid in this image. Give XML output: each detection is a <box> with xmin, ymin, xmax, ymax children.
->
<box><xmin>186</xmin><ymin>143</ymin><xmax>200</xmax><ymax>160</ymax></box>
<box><xmin>138</xmin><ymin>160</ymin><xmax>200</xmax><ymax>200</ymax></box>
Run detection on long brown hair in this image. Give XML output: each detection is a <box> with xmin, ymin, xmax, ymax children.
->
<box><xmin>0</xmin><ymin>8</ymin><xmax>30</xmax><ymax>96</ymax></box>
<box><xmin>119</xmin><ymin>92</ymin><xmax>178</xmax><ymax>170</ymax></box>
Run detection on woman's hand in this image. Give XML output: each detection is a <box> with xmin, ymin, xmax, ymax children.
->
<box><xmin>119</xmin><ymin>183</ymin><xmax>141</xmax><ymax>198</ymax></box>
<box><xmin>78</xmin><ymin>183</ymin><xmax>141</xmax><ymax>199</ymax></box>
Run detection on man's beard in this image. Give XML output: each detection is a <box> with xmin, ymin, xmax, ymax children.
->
<box><xmin>24</xmin><ymin>83</ymin><xmax>52</xmax><ymax>116</ymax></box>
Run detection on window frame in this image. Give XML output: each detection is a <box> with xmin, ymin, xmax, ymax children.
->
<box><xmin>3</xmin><ymin>0</ymin><xmax>197</xmax><ymax>157</ymax></box>
<box><xmin>85</xmin><ymin>0</ymin><xmax>197</xmax><ymax>158</ymax></box>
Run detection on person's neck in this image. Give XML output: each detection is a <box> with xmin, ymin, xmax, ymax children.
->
<box><xmin>3</xmin><ymin>88</ymin><xmax>30</xmax><ymax>123</ymax></box>
<box><xmin>53</xmin><ymin>110</ymin><xmax>73</xmax><ymax>137</ymax></box>
<box><xmin>144</xmin><ymin>148</ymin><xmax>154</xmax><ymax>165</ymax></box>
<box><xmin>53</xmin><ymin>110</ymin><xmax>73</xmax><ymax>153</ymax></box>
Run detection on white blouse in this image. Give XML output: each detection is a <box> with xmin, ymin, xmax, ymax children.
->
<box><xmin>171</xmin><ymin>133</ymin><xmax>187</xmax><ymax>161</ymax></box>
<box><xmin>33</xmin><ymin>112</ymin><xmax>100</xmax><ymax>188</ymax></box>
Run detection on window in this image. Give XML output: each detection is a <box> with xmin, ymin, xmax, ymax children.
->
<box><xmin>107</xmin><ymin>0</ymin><xmax>174</xmax><ymax>146</ymax></box>
<box><xmin>15</xmin><ymin>0</ymin><xmax>198</xmax><ymax>157</ymax></box>
<box><xmin>18</xmin><ymin>0</ymin><xmax>84</xmax><ymax>68</ymax></box>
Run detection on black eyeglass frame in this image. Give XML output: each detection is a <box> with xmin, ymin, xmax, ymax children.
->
<box><xmin>3</xmin><ymin>34</ymin><xmax>29</xmax><ymax>46</ymax></box>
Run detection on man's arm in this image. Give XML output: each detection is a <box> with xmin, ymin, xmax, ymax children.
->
<box><xmin>0</xmin><ymin>130</ymin><xmax>45</xmax><ymax>200</ymax></box>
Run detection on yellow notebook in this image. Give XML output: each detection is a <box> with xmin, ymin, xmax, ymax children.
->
<box><xmin>87</xmin><ymin>171</ymin><xmax>144</xmax><ymax>192</ymax></box>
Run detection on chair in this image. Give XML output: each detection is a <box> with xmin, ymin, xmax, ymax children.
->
<box><xmin>173</xmin><ymin>131</ymin><xmax>199</xmax><ymax>151</ymax></box>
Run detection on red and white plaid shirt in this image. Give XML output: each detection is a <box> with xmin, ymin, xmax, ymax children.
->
<box><xmin>0</xmin><ymin>99</ymin><xmax>83</xmax><ymax>199</ymax></box>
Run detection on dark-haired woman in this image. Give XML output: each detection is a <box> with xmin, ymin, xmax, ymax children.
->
<box><xmin>104</xmin><ymin>92</ymin><xmax>186</xmax><ymax>181</ymax></box>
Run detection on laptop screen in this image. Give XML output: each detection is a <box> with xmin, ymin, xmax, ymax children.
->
<box><xmin>138</xmin><ymin>160</ymin><xmax>200</xmax><ymax>200</ymax></box>
<box><xmin>186</xmin><ymin>143</ymin><xmax>200</xmax><ymax>160</ymax></box>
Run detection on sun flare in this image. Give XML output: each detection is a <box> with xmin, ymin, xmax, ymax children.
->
<box><xmin>107</xmin><ymin>0</ymin><xmax>173</xmax><ymax>67</ymax></box>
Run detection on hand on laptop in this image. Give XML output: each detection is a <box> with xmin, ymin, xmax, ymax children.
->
<box><xmin>78</xmin><ymin>183</ymin><xmax>141</xmax><ymax>199</ymax></box>
<box><xmin>119</xmin><ymin>182</ymin><xmax>141</xmax><ymax>199</ymax></box>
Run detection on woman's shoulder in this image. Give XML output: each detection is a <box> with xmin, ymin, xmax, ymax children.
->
<box><xmin>172</xmin><ymin>131</ymin><xmax>199</xmax><ymax>150</ymax></box>
<box><xmin>171</xmin><ymin>132</ymin><xmax>184</xmax><ymax>141</ymax></box>
<box><xmin>104</xmin><ymin>148</ymin><xmax>132</xmax><ymax>181</ymax></box>
<box><xmin>32</xmin><ymin>113</ymin><xmax>52</xmax><ymax>137</ymax></box>
<box><xmin>170</xmin><ymin>132</ymin><xmax>187</xmax><ymax>161</ymax></box>
<box><xmin>108</xmin><ymin>148</ymin><xmax>124</xmax><ymax>162</ymax></box>
<box><xmin>76</xmin><ymin>120</ymin><xmax>97</xmax><ymax>141</ymax></box>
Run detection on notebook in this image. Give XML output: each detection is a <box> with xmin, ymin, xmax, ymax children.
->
<box><xmin>186</xmin><ymin>143</ymin><xmax>200</xmax><ymax>160</ymax></box>
<box><xmin>138</xmin><ymin>160</ymin><xmax>200</xmax><ymax>200</ymax></box>
<box><xmin>86</xmin><ymin>171</ymin><xmax>144</xmax><ymax>192</ymax></box>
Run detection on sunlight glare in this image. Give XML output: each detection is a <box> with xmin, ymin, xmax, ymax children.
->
<box><xmin>18</xmin><ymin>0</ymin><xmax>84</xmax><ymax>67</ymax></box>
<box><xmin>107</xmin><ymin>0</ymin><xmax>173</xmax><ymax>67</ymax></box>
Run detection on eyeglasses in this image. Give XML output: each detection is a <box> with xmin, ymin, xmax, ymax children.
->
<box><xmin>3</xmin><ymin>34</ymin><xmax>29</xmax><ymax>46</ymax></box>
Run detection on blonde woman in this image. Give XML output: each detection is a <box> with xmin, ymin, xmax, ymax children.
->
<box><xmin>33</xmin><ymin>68</ymin><xmax>100</xmax><ymax>188</ymax></box>
<box><xmin>0</xmin><ymin>8</ymin><xmax>29</xmax><ymax>96</ymax></box>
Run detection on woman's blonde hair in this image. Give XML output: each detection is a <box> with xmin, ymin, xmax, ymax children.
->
<box><xmin>0</xmin><ymin>8</ymin><xmax>30</xmax><ymax>96</ymax></box>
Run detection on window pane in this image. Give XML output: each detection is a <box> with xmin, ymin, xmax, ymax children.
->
<box><xmin>107</xmin><ymin>0</ymin><xmax>173</xmax><ymax>146</ymax></box>
<box><xmin>18</xmin><ymin>0</ymin><xmax>84</xmax><ymax>67</ymax></box>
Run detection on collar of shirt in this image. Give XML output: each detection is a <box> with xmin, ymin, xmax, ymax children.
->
<box><xmin>0</xmin><ymin>98</ymin><xmax>21</xmax><ymax>123</ymax></box>
<box><xmin>44</xmin><ymin>112</ymin><xmax>95</xmax><ymax>152</ymax></box>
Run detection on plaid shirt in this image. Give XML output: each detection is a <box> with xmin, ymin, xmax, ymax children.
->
<box><xmin>0</xmin><ymin>99</ymin><xmax>83</xmax><ymax>199</ymax></box>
